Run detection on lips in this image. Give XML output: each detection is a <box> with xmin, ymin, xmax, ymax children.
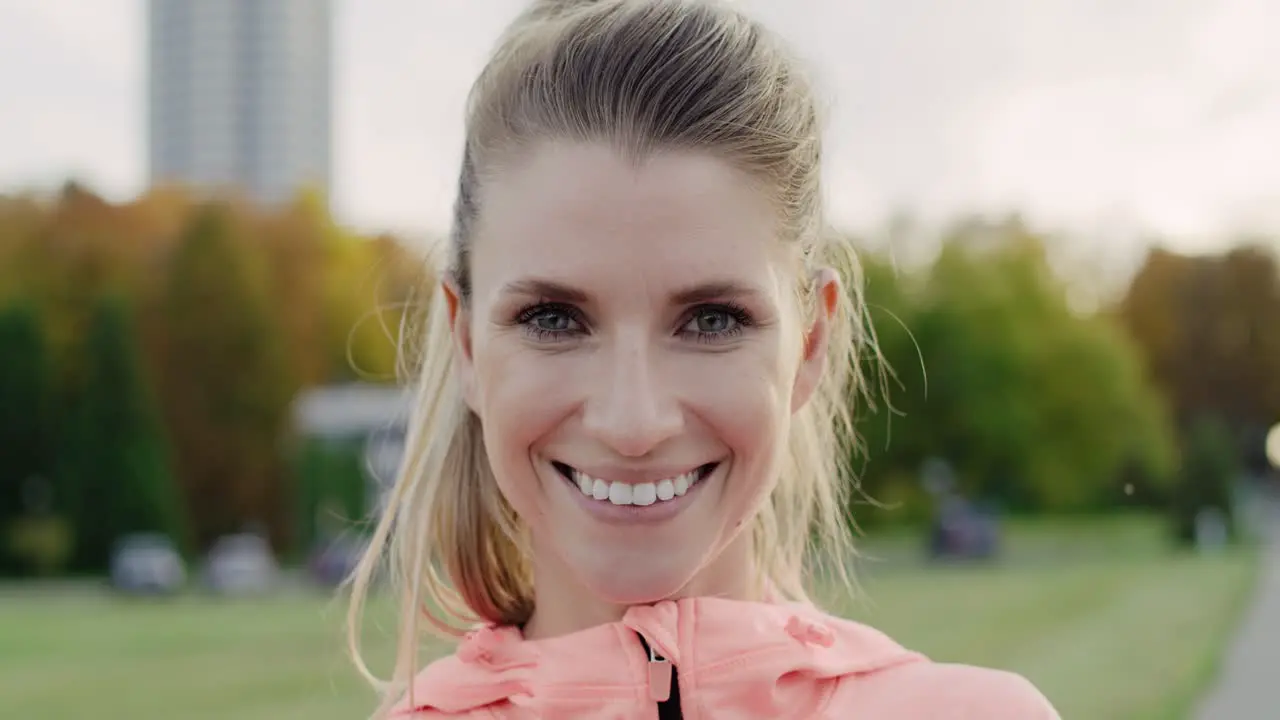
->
<box><xmin>552</xmin><ymin>461</ymin><xmax>718</xmax><ymax>507</ymax></box>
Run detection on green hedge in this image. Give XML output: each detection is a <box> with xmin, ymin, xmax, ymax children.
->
<box><xmin>293</xmin><ymin>437</ymin><xmax>370</xmax><ymax>560</ymax></box>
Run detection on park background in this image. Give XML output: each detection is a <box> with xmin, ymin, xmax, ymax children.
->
<box><xmin>3</xmin><ymin>2</ymin><xmax>1280</xmax><ymax>719</ymax></box>
<box><xmin>2</xmin><ymin>185</ymin><xmax>1277</xmax><ymax>719</ymax></box>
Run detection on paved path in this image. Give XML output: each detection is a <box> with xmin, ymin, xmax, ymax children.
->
<box><xmin>1196</xmin><ymin>497</ymin><xmax>1280</xmax><ymax>719</ymax></box>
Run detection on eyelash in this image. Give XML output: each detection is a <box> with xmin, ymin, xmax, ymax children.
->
<box><xmin>513</xmin><ymin>302</ymin><xmax>754</xmax><ymax>344</ymax></box>
<box><xmin>514</xmin><ymin>302</ymin><xmax>585</xmax><ymax>342</ymax></box>
<box><xmin>679</xmin><ymin>303</ymin><xmax>753</xmax><ymax>343</ymax></box>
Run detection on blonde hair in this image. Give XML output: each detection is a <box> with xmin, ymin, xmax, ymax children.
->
<box><xmin>346</xmin><ymin>0</ymin><xmax>877</xmax><ymax>712</ymax></box>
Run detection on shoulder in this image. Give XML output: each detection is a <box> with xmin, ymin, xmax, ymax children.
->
<box><xmin>384</xmin><ymin>652</ymin><xmax>501</xmax><ymax>718</ymax></box>
<box><xmin>779</xmin><ymin>604</ymin><xmax>1058</xmax><ymax>717</ymax></box>
<box><xmin>835</xmin><ymin>659</ymin><xmax>1060</xmax><ymax>718</ymax></box>
<box><xmin>384</xmin><ymin>654</ymin><xmax>471</xmax><ymax>718</ymax></box>
<box><xmin>387</xmin><ymin>626</ymin><xmax>537</xmax><ymax>718</ymax></box>
<box><xmin>737</xmin><ymin>601</ymin><xmax>1057</xmax><ymax>717</ymax></box>
<box><xmin>909</xmin><ymin>662</ymin><xmax>1059</xmax><ymax>718</ymax></box>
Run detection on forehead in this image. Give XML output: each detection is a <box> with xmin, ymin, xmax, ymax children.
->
<box><xmin>470</xmin><ymin>142</ymin><xmax>787</xmax><ymax>296</ymax></box>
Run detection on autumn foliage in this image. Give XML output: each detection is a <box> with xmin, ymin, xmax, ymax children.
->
<box><xmin>1119</xmin><ymin>245</ymin><xmax>1280</xmax><ymax>463</ymax></box>
<box><xmin>0</xmin><ymin>184</ymin><xmax>425</xmax><ymax>574</ymax></box>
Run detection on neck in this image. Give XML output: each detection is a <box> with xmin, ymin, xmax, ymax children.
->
<box><xmin>521</xmin><ymin>534</ymin><xmax>758</xmax><ymax>640</ymax></box>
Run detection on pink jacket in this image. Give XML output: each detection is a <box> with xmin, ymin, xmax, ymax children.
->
<box><xmin>394</xmin><ymin>596</ymin><xmax>1060</xmax><ymax>719</ymax></box>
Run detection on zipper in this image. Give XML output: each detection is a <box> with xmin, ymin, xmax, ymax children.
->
<box><xmin>646</xmin><ymin>638</ymin><xmax>673</xmax><ymax>701</ymax></box>
<box><xmin>637</xmin><ymin>632</ymin><xmax>682</xmax><ymax>719</ymax></box>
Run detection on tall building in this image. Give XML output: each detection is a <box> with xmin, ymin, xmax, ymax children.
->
<box><xmin>147</xmin><ymin>0</ymin><xmax>332</xmax><ymax>205</ymax></box>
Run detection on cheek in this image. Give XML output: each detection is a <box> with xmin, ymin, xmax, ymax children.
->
<box><xmin>472</xmin><ymin>341</ymin><xmax>576</xmax><ymax>512</ymax></box>
<box><xmin>686</xmin><ymin>344</ymin><xmax>794</xmax><ymax>479</ymax></box>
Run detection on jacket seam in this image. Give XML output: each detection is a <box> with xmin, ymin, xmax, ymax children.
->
<box><xmin>694</xmin><ymin>644</ymin><xmax>799</xmax><ymax>679</ymax></box>
<box><xmin>681</xmin><ymin>598</ymin><xmax>699</xmax><ymax>720</ymax></box>
<box><xmin>535</xmin><ymin>684</ymin><xmax>648</xmax><ymax>699</ymax></box>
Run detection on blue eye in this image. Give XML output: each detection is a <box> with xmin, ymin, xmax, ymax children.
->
<box><xmin>679</xmin><ymin>303</ymin><xmax>752</xmax><ymax>342</ymax></box>
<box><xmin>532</xmin><ymin>310</ymin><xmax>574</xmax><ymax>331</ymax></box>
<box><xmin>687</xmin><ymin>309</ymin><xmax>736</xmax><ymax>334</ymax></box>
<box><xmin>515</xmin><ymin>303</ymin><xmax>584</xmax><ymax>341</ymax></box>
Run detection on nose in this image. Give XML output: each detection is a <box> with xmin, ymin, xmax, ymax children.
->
<box><xmin>581</xmin><ymin>335</ymin><xmax>684</xmax><ymax>457</ymax></box>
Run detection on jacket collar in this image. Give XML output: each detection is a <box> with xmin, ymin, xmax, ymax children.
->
<box><xmin>395</xmin><ymin>596</ymin><xmax>925</xmax><ymax>716</ymax></box>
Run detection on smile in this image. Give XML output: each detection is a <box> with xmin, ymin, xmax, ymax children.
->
<box><xmin>552</xmin><ymin>462</ymin><xmax>718</xmax><ymax>507</ymax></box>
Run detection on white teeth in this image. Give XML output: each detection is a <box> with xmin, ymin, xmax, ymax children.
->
<box><xmin>656</xmin><ymin>479</ymin><xmax>675</xmax><ymax>502</ymax></box>
<box><xmin>568</xmin><ymin>468</ymin><xmax>706</xmax><ymax>506</ymax></box>
<box><xmin>608</xmin><ymin>482</ymin><xmax>632</xmax><ymax>505</ymax></box>
<box><xmin>632</xmin><ymin>483</ymin><xmax>657</xmax><ymax>506</ymax></box>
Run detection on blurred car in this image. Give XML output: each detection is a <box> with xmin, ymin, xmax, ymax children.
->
<box><xmin>202</xmin><ymin>532</ymin><xmax>280</xmax><ymax>596</ymax></box>
<box><xmin>109</xmin><ymin>533</ymin><xmax>186</xmax><ymax>596</ymax></box>
<box><xmin>927</xmin><ymin>497</ymin><xmax>1001</xmax><ymax>561</ymax></box>
<box><xmin>308</xmin><ymin>534</ymin><xmax>368</xmax><ymax>588</ymax></box>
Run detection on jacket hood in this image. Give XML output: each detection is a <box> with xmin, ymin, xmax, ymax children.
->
<box><xmin>394</xmin><ymin>596</ymin><xmax>926</xmax><ymax>716</ymax></box>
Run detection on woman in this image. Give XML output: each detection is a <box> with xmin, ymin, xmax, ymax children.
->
<box><xmin>346</xmin><ymin>1</ymin><xmax>1061</xmax><ymax>717</ymax></box>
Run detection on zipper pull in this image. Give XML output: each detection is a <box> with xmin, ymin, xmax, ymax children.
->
<box><xmin>647</xmin><ymin>642</ymin><xmax>672</xmax><ymax>702</ymax></box>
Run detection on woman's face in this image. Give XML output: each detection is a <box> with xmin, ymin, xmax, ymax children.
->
<box><xmin>448</xmin><ymin>141</ymin><xmax>835</xmax><ymax>616</ymax></box>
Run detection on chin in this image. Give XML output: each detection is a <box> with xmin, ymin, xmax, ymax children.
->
<box><xmin>572</xmin><ymin>548</ymin><xmax>704</xmax><ymax>606</ymax></box>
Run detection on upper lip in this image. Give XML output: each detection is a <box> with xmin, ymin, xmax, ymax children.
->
<box><xmin>552</xmin><ymin>460</ymin><xmax>717</xmax><ymax>485</ymax></box>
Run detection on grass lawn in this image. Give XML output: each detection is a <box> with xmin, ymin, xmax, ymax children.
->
<box><xmin>0</xmin><ymin>515</ymin><xmax>1258</xmax><ymax>720</ymax></box>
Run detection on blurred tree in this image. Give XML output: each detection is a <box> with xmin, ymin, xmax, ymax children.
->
<box><xmin>0</xmin><ymin>185</ymin><xmax>425</xmax><ymax>571</ymax></box>
<box><xmin>320</xmin><ymin>229</ymin><xmax>412</xmax><ymax>383</ymax></box>
<box><xmin>57</xmin><ymin>294</ymin><xmax>184</xmax><ymax>572</ymax></box>
<box><xmin>857</xmin><ymin>220</ymin><xmax>1176</xmax><ymax>522</ymax></box>
<box><xmin>0</xmin><ymin>299</ymin><xmax>55</xmax><ymax>576</ymax></box>
<box><xmin>1120</xmin><ymin>244</ymin><xmax>1280</xmax><ymax>470</ymax></box>
<box><xmin>255</xmin><ymin>194</ymin><xmax>328</xmax><ymax>388</ymax></box>
<box><xmin>157</xmin><ymin>205</ymin><xmax>294</xmax><ymax>552</ymax></box>
<box><xmin>0</xmin><ymin>197</ymin><xmax>47</xmax><ymax>300</ymax></box>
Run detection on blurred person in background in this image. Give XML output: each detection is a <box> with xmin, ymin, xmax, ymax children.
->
<box><xmin>345</xmin><ymin>1</ymin><xmax>1059</xmax><ymax>717</ymax></box>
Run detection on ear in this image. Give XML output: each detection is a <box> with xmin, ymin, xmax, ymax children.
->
<box><xmin>442</xmin><ymin>274</ymin><xmax>478</xmax><ymax>410</ymax></box>
<box><xmin>791</xmin><ymin>267</ymin><xmax>841</xmax><ymax>413</ymax></box>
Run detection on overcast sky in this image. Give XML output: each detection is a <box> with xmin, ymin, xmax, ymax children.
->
<box><xmin>1</xmin><ymin>0</ymin><xmax>1277</xmax><ymax>254</ymax></box>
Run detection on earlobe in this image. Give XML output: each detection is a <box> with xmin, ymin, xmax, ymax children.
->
<box><xmin>791</xmin><ymin>268</ymin><xmax>841</xmax><ymax>413</ymax></box>
<box><xmin>442</xmin><ymin>275</ymin><xmax>478</xmax><ymax>408</ymax></box>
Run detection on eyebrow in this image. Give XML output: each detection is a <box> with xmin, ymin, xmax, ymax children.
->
<box><xmin>499</xmin><ymin>278</ymin><xmax>766</xmax><ymax>305</ymax></box>
<box><xmin>500</xmin><ymin>278</ymin><xmax>590</xmax><ymax>303</ymax></box>
<box><xmin>671</xmin><ymin>281</ymin><xmax>764</xmax><ymax>305</ymax></box>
